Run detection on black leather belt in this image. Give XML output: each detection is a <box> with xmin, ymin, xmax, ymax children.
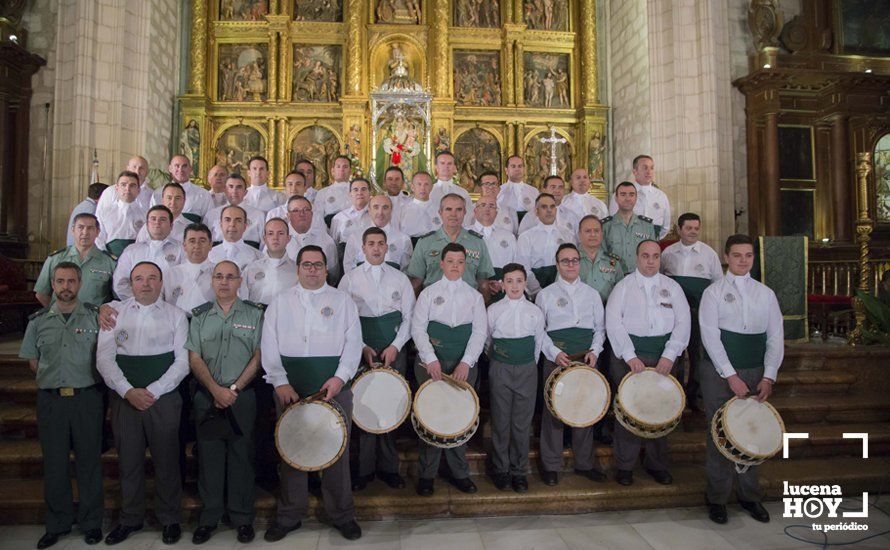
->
<box><xmin>40</xmin><ymin>384</ymin><xmax>101</xmax><ymax>397</ymax></box>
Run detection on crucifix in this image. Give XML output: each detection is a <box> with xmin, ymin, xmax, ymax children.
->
<box><xmin>539</xmin><ymin>126</ymin><xmax>567</xmax><ymax>176</ymax></box>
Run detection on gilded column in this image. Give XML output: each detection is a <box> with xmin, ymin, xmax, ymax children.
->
<box><xmin>514</xmin><ymin>40</ymin><xmax>524</xmax><ymax>106</ymax></box>
<box><xmin>267</xmin><ymin>15</ymin><xmax>290</xmax><ymax>103</ymax></box>
<box><xmin>513</xmin><ymin>0</ymin><xmax>523</xmax><ymax>23</ymax></box>
<box><xmin>580</xmin><ymin>0</ymin><xmax>598</xmax><ymax>105</ymax></box>
<box><xmin>267</xmin><ymin>118</ymin><xmax>277</xmax><ymax>184</ymax></box>
<box><xmin>188</xmin><ymin>0</ymin><xmax>208</xmax><ymax>95</ymax></box>
<box><xmin>268</xmin><ymin>33</ymin><xmax>279</xmax><ymax>102</ymax></box>
<box><xmin>432</xmin><ymin>0</ymin><xmax>450</xmax><ymax>97</ymax></box>
<box><xmin>502</xmin><ymin>42</ymin><xmax>515</xmax><ymax>105</ymax></box>
<box><xmin>345</xmin><ymin>0</ymin><xmax>364</xmax><ymax>96</ymax></box>
<box><xmin>516</xmin><ymin>122</ymin><xmax>525</xmax><ymax>159</ymax></box>
<box><xmin>278</xmin><ymin>118</ymin><xmax>289</xmax><ymax>175</ymax></box>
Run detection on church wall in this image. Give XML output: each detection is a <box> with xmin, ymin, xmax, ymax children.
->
<box><xmin>728</xmin><ymin>0</ymin><xmax>752</xmax><ymax>235</ymax></box>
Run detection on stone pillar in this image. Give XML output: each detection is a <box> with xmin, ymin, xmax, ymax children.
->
<box><xmin>763</xmin><ymin>111</ymin><xmax>781</xmax><ymax>236</ymax></box>
<box><xmin>580</xmin><ymin>0</ymin><xmax>598</xmax><ymax>105</ymax></box>
<box><xmin>830</xmin><ymin>114</ymin><xmax>852</xmax><ymax>242</ymax></box>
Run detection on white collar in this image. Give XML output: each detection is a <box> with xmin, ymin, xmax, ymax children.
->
<box><xmin>298</xmin><ymin>282</ymin><xmax>328</xmax><ymax>296</ymax></box>
<box><xmin>557</xmin><ymin>275</ymin><xmax>580</xmax><ymax>289</ymax></box>
<box><xmin>264</xmin><ymin>252</ymin><xmax>288</xmax><ymax>265</ymax></box>
<box><xmin>440</xmin><ymin>276</ymin><xmax>464</xmax><ymax>290</ymax></box>
<box><xmin>221</xmin><ymin>239</ymin><xmax>243</xmax><ymax>251</ymax></box>
<box><xmin>634</xmin><ymin>269</ymin><xmax>659</xmax><ymax>289</ymax></box>
<box><xmin>248</xmin><ymin>184</ymin><xmax>269</xmax><ymax>193</ymax></box>
<box><xmin>412</xmin><ymin>197</ymin><xmax>430</xmax><ymax>205</ymax></box>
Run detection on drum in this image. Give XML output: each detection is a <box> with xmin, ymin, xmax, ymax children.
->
<box><xmin>615</xmin><ymin>368</ymin><xmax>685</xmax><ymax>439</ymax></box>
<box><xmin>411</xmin><ymin>377</ymin><xmax>480</xmax><ymax>448</ymax></box>
<box><xmin>544</xmin><ymin>362</ymin><xmax>611</xmax><ymax>428</ymax></box>
<box><xmin>275</xmin><ymin>396</ymin><xmax>348</xmax><ymax>472</ymax></box>
<box><xmin>711</xmin><ymin>396</ymin><xmax>785</xmax><ymax>473</ymax></box>
<box><xmin>351</xmin><ymin>365</ymin><xmax>412</xmax><ymax>434</ymax></box>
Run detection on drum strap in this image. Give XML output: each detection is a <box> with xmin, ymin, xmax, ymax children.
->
<box><xmin>490</xmin><ymin>336</ymin><xmax>536</xmax><ymax>365</ymax></box>
<box><xmin>428</xmin><ymin>321</ymin><xmax>472</xmax><ymax>363</ymax></box>
<box><xmin>546</xmin><ymin>327</ymin><xmax>592</xmax><ymax>356</ymax></box>
<box><xmin>106</xmin><ymin>239</ymin><xmax>135</xmax><ymax>258</ymax></box>
<box><xmin>531</xmin><ymin>265</ymin><xmax>558</xmax><ymax>289</ymax></box>
<box><xmin>280</xmin><ymin>355</ymin><xmax>341</xmax><ymax>396</ymax></box>
<box><xmin>359</xmin><ymin>311</ymin><xmax>403</xmax><ymax>352</ymax></box>
<box><xmin>669</xmin><ymin>275</ymin><xmax>710</xmax><ymax>309</ymax></box>
<box><xmin>718</xmin><ymin>330</ymin><xmax>767</xmax><ymax>370</ymax></box>
<box><xmin>629</xmin><ymin>333</ymin><xmax>671</xmax><ymax>360</ymax></box>
<box><xmin>116</xmin><ymin>351</ymin><xmax>175</xmax><ymax>389</ymax></box>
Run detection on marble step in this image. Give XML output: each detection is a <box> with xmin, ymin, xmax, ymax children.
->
<box><xmin>0</xmin><ymin>455</ymin><xmax>886</xmax><ymax>525</ymax></box>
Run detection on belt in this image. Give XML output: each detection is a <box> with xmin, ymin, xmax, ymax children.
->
<box><xmin>41</xmin><ymin>383</ymin><xmax>101</xmax><ymax>397</ymax></box>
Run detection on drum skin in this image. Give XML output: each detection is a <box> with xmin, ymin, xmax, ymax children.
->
<box><xmin>352</xmin><ymin>367</ymin><xmax>412</xmax><ymax>434</ymax></box>
<box><xmin>615</xmin><ymin>368</ymin><xmax>685</xmax><ymax>439</ymax></box>
<box><xmin>411</xmin><ymin>379</ymin><xmax>480</xmax><ymax>448</ymax></box>
<box><xmin>275</xmin><ymin>399</ymin><xmax>348</xmax><ymax>472</ymax></box>
<box><xmin>544</xmin><ymin>362</ymin><xmax>611</xmax><ymax>428</ymax></box>
<box><xmin>711</xmin><ymin>396</ymin><xmax>785</xmax><ymax>467</ymax></box>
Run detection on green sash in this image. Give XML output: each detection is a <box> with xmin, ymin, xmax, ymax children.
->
<box><xmin>245</xmin><ymin>240</ymin><xmax>260</xmax><ymax>250</ymax></box>
<box><xmin>491</xmin><ymin>336</ymin><xmax>536</xmax><ymax>365</ymax></box>
<box><xmin>360</xmin><ymin>311</ymin><xmax>403</xmax><ymax>351</ymax></box>
<box><xmin>280</xmin><ymin>355</ymin><xmax>340</xmax><ymax>396</ymax></box>
<box><xmin>116</xmin><ymin>351</ymin><xmax>175</xmax><ymax>388</ymax></box>
<box><xmin>183</xmin><ymin>212</ymin><xmax>202</xmax><ymax>224</ymax></box>
<box><xmin>517</xmin><ymin>210</ymin><xmax>528</xmax><ymax>223</ymax></box>
<box><xmin>719</xmin><ymin>330</ymin><xmax>767</xmax><ymax>370</ymax></box>
<box><xmin>670</xmin><ymin>275</ymin><xmax>711</xmax><ymax>309</ymax></box>
<box><xmin>654</xmin><ymin>225</ymin><xmax>663</xmax><ymax>238</ymax></box>
<box><xmin>629</xmin><ymin>333</ymin><xmax>671</xmax><ymax>360</ymax></box>
<box><xmin>428</xmin><ymin>321</ymin><xmax>472</xmax><ymax>363</ymax></box>
<box><xmin>546</xmin><ymin>327</ymin><xmax>592</xmax><ymax>356</ymax></box>
<box><xmin>106</xmin><ymin>239</ymin><xmax>135</xmax><ymax>257</ymax></box>
<box><xmin>410</xmin><ymin>236</ymin><xmax>421</xmax><ymax>248</ymax></box>
<box><xmin>531</xmin><ymin>265</ymin><xmax>558</xmax><ymax>289</ymax></box>
<box><xmin>355</xmin><ymin>260</ymin><xmax>401</xmax><ymax>270</ymax></box>
<box><xmin>324</xmin><ymin>213</ymin><xmax>336</xmax><ymax>228</ymax></box>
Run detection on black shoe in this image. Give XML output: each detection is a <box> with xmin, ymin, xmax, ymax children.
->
<box><xmin>162</xmin><ymin>524</ymin><xmax>181</xmax><ymax>545</ymax></box>
<box><xmin>511</xmin><ymin>475</ymin><xmax>529</xmax><ymax>493</ymax></box>
<box><xmin>37</xmin><ymin>530</ymin><xmax>69</xmax><ymax>549</ymax></box>
<box><xmin>575</xmin><ymin>468</ymin><xmax>607</xmax><ymax>482</ymax></box>
<box><xmin>646</xmin><ymin>469</ymin><xmax>673</xmax><ymax>485</ymax></box>
<box><xmin>83</xmin><ymin>528</ymin><xmax>102</xmax><ymax>545</ymax></box>
<box><xmin>740</xmin><ymin>500</ymin><xmax>770</xmax><ymax>523</ymax></box>
<box><xmin>264</xmin><ymin>522</ymin><xmax>301</xmax><ymax>542</ymax></box>
<box><xmin>416</xmin><ymin>477</ymin><xmax>435</xmax><ymax>496</ymax></box>
<box><xmin>352</xmin><ymin>473</ymin><xmax>373</xmax><ymax>491</ymax></box>
<box><xmin>334</xmin><ymin>520</ymin><xmax>362</xmax><ymax>541</ymax></box>
<box><xmin>378</xmin><ymin>471</ymin><xmax>406</xmax><ymax>489</ymax></box>
<box><xmin>616</xmin><ymin>469</ymin><xmax>634</xmax><ymax>486</ymax></box>
<box><xmin>541</xmin><ymin>470</ymin><xmax>559</xmax><ymax>486</ymax></box>
<box><xmin>492</xmin><ymin>472</ymin><xmax>511</xmax><ymax>491</ymax></box>
<box><xmin>104</xmin><ymin>524</ymin><xmax>142</xmax><ymax>546</ymax></box>
<box><xmin>191</xmin><ymin>525</ymin><xmax>216</xmax><ymax>544</ymax></box>
<box><xmin>236</xmin><ymin>525</ymin><xmax>255</xmax><ymax>543</ymax></box>
<box><xmin>708</xmin><ymin>503</ymin><xmax>728</xmax><ymax>524</ymax></box>
<box><xmin>451</xmin><ymin>477</ymin><xmax>477</xmax><ymax>493</ymax></box>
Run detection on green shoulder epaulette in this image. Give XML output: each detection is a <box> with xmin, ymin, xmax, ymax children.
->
<box><xmin>49</xmin><ymin>247</ymin><xmax>67</xmax><ymax>257</ymax></box>
<box><xmin>652</xmin><ymin>183</ymin><xmax>660</xmax><ymax>189</ymax></box>
<box><xmin>243</xmin><ymin>300</ymin><xmax>266</xmax><ymax>311</ymax></box>
<box><xmin>418</xmin><ymin>230</ymin><xmax>436</xmax><ymax>239</ymax></box>
<box><xmin>600</xmin><ymin>215</ymin><xmax>613</xmax><ymax>223</ymax></box>
<box><xmin>467</xmin><ymin>229</ymin><xmax>483</xmax><ymax>239</ymax></box>
<box><xmin>638</xmin><ymin>215</ymin><xmax>653</xmax><ymax>223</ymax></box>
<box><xmin>191</xmin><ymin>302</ymin><xmax>214</xmax><ymax>317</ymax></box>
<box><xmin>101</xmin><ymin>249</ymin><xmax>117</xmax><ymax>261</ymax></box>
<box><xmin>28</xmin><ymin>306</ymin><xmax>50</xmax><ymax>320</ymax></box>
<box><xmin>83</xmin><ymin>303</ymin><xmax>100</xmax><ymax>313</ymax></box>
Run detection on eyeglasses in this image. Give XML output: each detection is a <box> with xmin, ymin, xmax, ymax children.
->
<box><xmin>299</xmin><ymin>261</ymin><xmax>326</xmax><ymax>270</ymax></box>
<box><xmin>558</xmin><ymin>258</ymin><xmax>581</xmax><ymax>266</ymax></box>
<box><xmin>212</xmin><ymin>274</ymin><xmax>241</xmax><ymax>281</ymax></box>
<box><xmin>480</xmin><ymin>181</ymin><xmax>499</xmax><ymax>187</ymax></box>
<box><xmin>288</xmin><ymin>208</ymin><xmax>312</xmax><ymax>214</ymax></box>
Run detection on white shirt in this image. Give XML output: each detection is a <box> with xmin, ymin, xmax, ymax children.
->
<box><xmin>518</xmin><ymin>206</ymin><xmax>579</xmax><ymax>236</ymax></box>
<box><xmin>338</xmin><ymin>262</ymin><xmax>416</xmax><ymax>351</ymax></box>
<box><xmin>699</xmin><ymin>272</ymin><xmax>784</xmax><ymax>380</ymax></box>
<box><xmin>498</xmin><ymin>181</ymin><xmax>539</xmax><ymax>212</ymax></box>
<box><xmin>96</xmin><ymin>297</ymin><xmax>189</xmax><ymax>399</ymax></box>
<box><xmin>486</xmin><ymin>296</ymin><xmax>545</xmax><ymax>361</ymax></box>
<box><xmin>261</xmin><ymin>283</ymin><xmax>362</xmax><ymax>386</ymax></box>
<box><xmin>605</xmin><ymin>270</ymin><xmax>691</xmax><ymax>363</ymax></box>
<box><xmin>113</xmin><ymin>238</ymin><xmax>183</xmax><ymax>300</ymax></box>
<box><xmin>96</xmin><ymin>199</ymin><xmax>146</xmax><ymax>248</ymax></box>
<box><xmin>516</xmin><ymin>221</ymin><xmax>577</xmax><ymax>295</ymax></box>
<box><xmin>285</xmin><ymin>228</ymin><xmax>340</xmax><ymax>280</ymax></box>
<box><xmin>342</xmin><ymin>223</ymin><xmax>413</xmax><ymax>273</ymax></box>
<box><xmin>535</xmin><ymin>276</ymin><xmax>606</xmax><ymax>361</ymax></box>
<box><xmin>152</xmin><ymin>181</ymin><xmax>212</xmax><ymax>221</ymax></box>
<box><xmin>314</xmin><ymin>181</ymin><xmax>351</xmax><ymax>217</ymax></box>
<box><xmin>97</xmin><ymin>183</ymin><xmax>153</xmax><ymax>216</ymax></box>
<box><xmin>209</xmin><ymin>191</ymin><xmax>228</xmax><ymax>209</ymax></box>
<box><xmin>243</xmin><ymin>184</ymin><xmax>286</xmax><ymax>214</ymax></box>
<box><xmin>208</xmin><ymin>240</ymin><xmax>262</xmax><ymax>271</ymax></box>
<box><xmin>430</xmin><ymin>179</ymin><xmax>475</xmax><ymax>218</ymax></box>
<box><xmin>660</xmin><ymin>241</ymin><xmax>723</xmax><ymax>282</ymax></box>
<box><xmin>412</xmin><ymin>277</ymin><xmax>488</xmax><ymax>367</ymax></box>
<box><xmin>561</xmin><ymin>191</ymin><xmax>608</xmax><ymax>222</ymax></box>
<box><xmin>66</xmin><ymin>198</ymin><xmax>98</xmax><ymax>246</ymax></box>
<box><xmin>304</xmin><ymin>186</ymin><xmax>317</xmax><ymax>203</ymax></box>
<box><xmin>330</xmin><ymin>206</ymin><xmax>372</xmax><ymax>244</ymax></box>
<box><xmin>398</xmin><ymin>199</ymin><xmax>442</xmax><ymax>237</ymax></box>
<box><xmin>243</xmin><ymin>253</ymin><xmax>298</xmax><ymax>305</ymax></box>
<box><xmin>265</xmin><ymin>203</ymin><xmax>327</xmax><ymax>234</ymax></box>
<box><xmin>608</xmin><ymin>182</ymin><xmax>672</xmax><ymax>240</ymax></box>
<box><xmin>136</xmin><ymin>214</ymin><xmax>191</xmax><ymax>245</ymax></box>
<box><xmin>203</xmin><ymin>202</ymin><xmax>265</xmax><ymax>244</ymax></box>
<box><xmin>385</xmin><ymin>192</ymin><xmax>412</xmax><ymax>223</ymax></box>
<box><xmin>471</xmin><ymin>222</ymin><xmax>516</xmax><ymax>269</ymax></box>
<box><xmin>163</xmin><ymin>259</ymin><xmax>216</xmax><ymax>315</ymax></box>
<box><xmin>467</xmin><ymin>207</ymin><xmax>519</xmax><ymax>235</ymax></box>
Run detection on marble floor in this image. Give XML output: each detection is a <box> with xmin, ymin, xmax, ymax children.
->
<box><xmin>2</xmin><ymin>500</ymin><xmax>889</xmax><ymax>550</ymax></box>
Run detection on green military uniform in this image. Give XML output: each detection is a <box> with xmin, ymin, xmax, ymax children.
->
<box><xmin>601</xmin><ymin>215</ymin><xmax>657</xmax><ymax>274</ymax></box>
<box><xmin>19</xmin><ymin>302</ymin><xmax>104</xmax><ymax>536</ymax></box>
<box><xmin>185</xmin><ymin>299</ymin><xmax>264</xmax><ymax>529</ymax></box>
<box><xmin>35</xmin><ymin>246</ymin><xmax>116</xmax><ymax>306</ymax></box>
<box><xmin>406</xmin><ymin>228</ymin><xmax>495</xmax><ymax>288</ymax></box>
<box><xmin>580</xmin><ymin>249</ymin><xmax>624</xmax><ymax>304</ymax></box>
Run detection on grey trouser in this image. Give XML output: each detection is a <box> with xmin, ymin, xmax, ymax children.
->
<box><xmin>700</xmin><ymin>359</ymin><xmax>765</xmax><ymax>504</ymax></box>
<box><xmin>356</xmin><ymin>350</ymin><xmax>407</xmax><ymax>477</ymax></box>
<box><xmin>110</xmin><ymin>391</ymin><xmax>182</xmax><ymax>526</ymax></box>
<box><xmin>540</xmin><ymin>360</ymin><xmax>597</xmax><ymax>472</ymax></box>
<box><xmin>489</xmin><ymin>359</ymin><xmax>537</xmax><ymax>475</ymax></box>
<box><xmin>609</xmin><ymin>352</ymin><xmax>680</xmax><ymax>472</ymax></box>
<box><xmin>413</xmin><ymin>358</ymin><xmax>479</xmax><ymax>480</ymax></box>
<box><xmin>275</xmin><ymin>389</ymin><xmax>355</xmax><ymax>526</ymax></box>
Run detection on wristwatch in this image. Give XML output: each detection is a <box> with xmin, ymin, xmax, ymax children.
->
<box><xmin>229</xmin><ymin>383</ymin><xmax>239</xmax><ymax>394</ymax></box>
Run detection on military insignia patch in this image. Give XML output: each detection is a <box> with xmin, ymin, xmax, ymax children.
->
<box><xmin>660</xmin><ymin>288</ymin><xmax>670</xmax><ymax>298</ymax></box>
<box><xmin>433</xmin><ymin>216</ymin><xmax>441</xmax><ymax>225</ymax></box>
<box><xmin>165</xmin><ymin>254</ymin><xmax>176</xmax><ymax>263</ymax></box>
<box><xmin>388</xmin><ymin>243</ymin><xmax>395</xmax><ymax>252</ymax></box>
<box><xmin>523</xmin><ymin>197</ymin><xmax>531</xmax><ymax>205</ymax></box>
<box><xmin>695</xmin><ymin>264</ymin><xmax>704</xmax><ymax>273</ymax></box>
<box><xmin>557</xmin><ymin>297</ymin><xmax>568</xmax><ymax>308</ymax></box>
<box><xmin>503</xmin><ymin>216</ymin><xmax>510</xmax><ymax>225</ymax></box>
<box><xmin>321</xmin><ymin>306</ymin><xmax>334</xmax><ymax>317</ymax></box>
<box><xmin>134</xmin><ymin>219</ymin><xmax>144</xmax><ymax>230</ymax></box>
<box><xmin>500</xmin><ymin>240</ymin><xmax>508</xmax><ymax>248</ymax></box>
<box><xmin>115</xmin><ymin>330</ymin><xmax>128</xmax><ymax>344</ymax></box>
<box><xmin>172</xmin><ymin>287</ymin><xmax>182</xmax><ymax>299</ymax></box>
<box><xmin>346</xmin><ymin>220</ymin><xmax>353</xmax><ymax>227</ymax></box>
<box><xmin>433</xmin><ymin>296</ymin><xmax>445</xmax><ymax>305</ymax></box>
<box><xmin>327</xmin><ymin>196</ymin><xmax>335</xmax><ymax>203</ymax></box>
<box><xmin>392</xmin><ymin>291</ymin><xmax>401</xmax><ymax>301</ymax></box>
<box><xmin>255</xmin><ymin>271</ymin><xmax>265</xmax><ymax>280</ymax></box>
<box><xmin>653</xmin><ymin>202</ymin><xmax>661</xmax><ymax>210</ymax></box>
<box><xmin>725</xmin><ymin>293</ymin><xmax>735</xmax><ymax>303</ymax></box>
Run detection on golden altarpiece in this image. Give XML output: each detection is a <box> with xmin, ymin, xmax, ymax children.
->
<box><xmin>177</xmin><ymin>0</ymin><xmax>607</xmax><ymax>198</ymax></box>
